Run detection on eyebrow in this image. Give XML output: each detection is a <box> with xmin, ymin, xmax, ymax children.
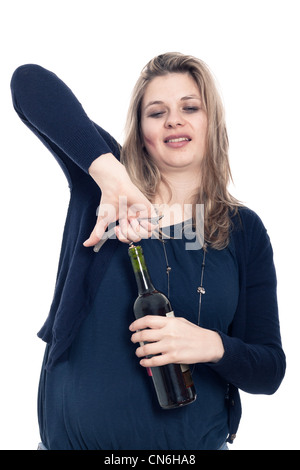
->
<box><xmin>144</xmin><ymin>95</ymin><xmax>201</xmax><ymax>110</ymax></box>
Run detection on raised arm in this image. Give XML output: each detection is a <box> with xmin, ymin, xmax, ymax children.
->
<box><xmin>10</xmin><ymin>64</ymin><xmax>119</xmax><ymax>184</ymax></box>
<box><xmin>11</xmin><ymin>64</ymin><xmax>157</xmax><ymax>245</ymax></box>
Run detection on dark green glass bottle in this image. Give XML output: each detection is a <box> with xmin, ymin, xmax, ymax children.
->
<box><xmin>128</xmin><ymin>244</ymin><xmax>196</xmax><ymax>409</ymax></box>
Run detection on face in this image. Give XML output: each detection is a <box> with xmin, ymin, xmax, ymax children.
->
<box><xmin>141</xmin><ymin>73</ymin><xmax>207</xmax><ymax>175</ymax></box>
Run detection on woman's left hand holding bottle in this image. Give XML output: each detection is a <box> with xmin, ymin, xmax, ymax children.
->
<box><xmin>83</xmin><ymin>153</ymin><xmax>158</xmax><ymax>246</ymax></box>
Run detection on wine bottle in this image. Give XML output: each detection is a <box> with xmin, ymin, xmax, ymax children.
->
<box><xmin>128</xmin><ymin>244</ymin><xmax>196</xmax><ymax>409</ymax></box>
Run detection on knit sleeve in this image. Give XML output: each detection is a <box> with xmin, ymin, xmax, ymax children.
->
<box><xmin>208</xmin><ymin>209</ymin><xmax>286</xmax><ymax>395</ymax></box>
<box><xmin>10</xmin><ymin>64</ymin><xmax>119</xmax><ymax>182</ymax></box>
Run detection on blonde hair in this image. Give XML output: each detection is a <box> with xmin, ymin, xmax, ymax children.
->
<box><xmin>121</xmin><ymin>52</ymin><xmax>240</xmax><ymax>249</ymax></box>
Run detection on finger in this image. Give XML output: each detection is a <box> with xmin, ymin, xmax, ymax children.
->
<box><xmin>83</xmin><ymin>229</ymin><xmax>100</xmax><ymax>247</ymax></box>
<box><xmin>115</xmin><ymin>226</ymin><xmax>131</xmax><ymax>244</ymax></box>
<box><xmin>135</xmin><ymin>341</ymin><xmax>167</xmax><ymax>359</ymax></box>
<box><xmin>129</xmin><ymin>315</ymin><xmax>168</xmax><ymax>332</ymax></box>
<box><xmin>129</xmin><ymin>218</ymin><xmax>150</xmax><ymax>239</ymax></box>
<box><xmin>83</xmin><ymin>216</ymin><xmax>112</xmax><ymax>247</ymax></box>
<box><xmin>127</xmin><ymin>203</ymin><xmax>153</xmax><ymax>220</ymax></box>
<box><xmin>127</xmin><ymin>197</ymin><xmax>161</xmax><ymax>225</ymax></box>
<box><xmin>138</xmin><ymin>218</ymin><xmax>160</xmax><ymax>233</ymax></box>
<box><xmin>119</xmin><ymin>218</ymin><xmax>142</xmax><ymax>243</ymax></box>
<box><xmin>139</xmin><ymin>353</ymin><xmax>175</xmax><ymax>368</ymax></box>
<box><xmin>84</xmin><ymin>198</ymin><xmax>118</xmax><ymax>247</ymax></box>
<box><xmin>118</xmin><ymin>196</ymin><xmax>156</xmax><ymax>221</ymax></box>
<box><xmin>83</xmin><ymin>221</ymin><xmax>106</xmax><ymax>247</ymax></box>
<box><xmin>115</xmin><ymin>225</ymin><xmax>141</xmax><ymax>244</ymax></box>
<box><xmin>131</xmin><ymin>328</ymin><xmax>162</xmax><ymax>345</ymax></box>
<box><xmin>95</xmin><ymin>217</ymin><xmax>110</xmax><ymax>239</ymax></box>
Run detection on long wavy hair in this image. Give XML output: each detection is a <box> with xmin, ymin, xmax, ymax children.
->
<box><xmin>121</xmin><ymin>52</ymin><xmax>240</xmax><ymax>249</ymax></box>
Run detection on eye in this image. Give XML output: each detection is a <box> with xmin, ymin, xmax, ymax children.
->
<box><xmin>183</xmin><ymin>106</ymin><xmax>200</xmax><ymax>113</ymax></box>
<box><xmin>148</xmin><ymin>111</ymin><xmax>166</xmax><ymax>118</ymax></box>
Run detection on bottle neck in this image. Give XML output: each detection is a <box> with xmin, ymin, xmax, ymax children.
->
<box><xmin>128</xmin><ymin>245</ymin><xmax>155</xmax><ymax>295</ymax></box>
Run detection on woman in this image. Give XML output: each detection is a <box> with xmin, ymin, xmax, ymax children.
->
<box><xmin>11</xmin><ymin>53</ymin><xmax>285</xmax><ymax>450</ymax></box>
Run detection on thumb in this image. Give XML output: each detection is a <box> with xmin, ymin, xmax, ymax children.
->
<box><xmin>83</xmin><ymin>230</ymin><xmax>100</xmax><ymax>247</ymax></box>
<box><xmin>83</xmin><ymin>218</ymin><xmax>108</xmax><ymax>247</ymax></box>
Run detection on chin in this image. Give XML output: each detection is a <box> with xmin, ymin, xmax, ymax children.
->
<box><xmin>162</xmin><ymin>156</ymin><xmax>200</xmax><ymax>169</ymax></box>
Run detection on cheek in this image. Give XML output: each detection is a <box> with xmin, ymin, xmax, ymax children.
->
<box><xmin>141</xmin><ymin>124</ymin><xmax>159</xmax><ymax>153</ymax></box>
<box><xmin>143</xmin><ymin>135</ymin><xmax>156</xmax><ymax>149</ymax></box>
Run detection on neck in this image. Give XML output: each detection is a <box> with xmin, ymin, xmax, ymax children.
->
<box><xmin>157</xmin><ymin>167</ymin><xmax>201</xmax><ymax>203</ymax></box>
<box><xmin>154</xmin><ymin>172</ymin><xmax>201</xmax><ymax>226</ymax></box>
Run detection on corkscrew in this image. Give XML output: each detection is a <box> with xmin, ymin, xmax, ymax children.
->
<box><xmin>93</xmin><ymin>214</ymin><xmax>164</xmax><ymax>252</ymax></box>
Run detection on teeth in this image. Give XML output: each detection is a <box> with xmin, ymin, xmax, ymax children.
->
<box><xmin>166</xmin><ymin>137</ymin><xmax>190</xmax><ymax>143</ymax></box>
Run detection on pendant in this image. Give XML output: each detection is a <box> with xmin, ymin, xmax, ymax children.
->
<box><xmin>197</xmin><ymin>286</ymin><xmax>205</xmax><ymax>294</ymax></box>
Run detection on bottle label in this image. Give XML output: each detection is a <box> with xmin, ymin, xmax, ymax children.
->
<box><xmin>181</xmin><ymin>367</ymin><xmax>194</xmax><ymax>388</ymax></box>
<box><xmin>165</xmin><ymin>311</ymin><xmax>175</xmax><ymax>318</ymax></box>
<box><xmin>180</xmin><ymin>364</ymin><xmax>189</xmax><ymax>373</ymax></box>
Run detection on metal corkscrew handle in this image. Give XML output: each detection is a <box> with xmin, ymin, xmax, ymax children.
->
<box><xmin>93</xmin><ymin>214</ymin><xmax>164</xmax><ymax>252</ymax></box>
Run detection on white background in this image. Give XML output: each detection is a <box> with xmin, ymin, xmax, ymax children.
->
<box><xmin>1</xmin><ymin>0</ymin><xmax>299</xmax><ymax>450</ymax></box>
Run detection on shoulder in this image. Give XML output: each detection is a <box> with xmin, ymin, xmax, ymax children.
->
<box><xmin>11</xmin><ymin>64</ymin><xmax>53</xmax><ymax>87</ymax></box>
<box><xmin>231</xmin><ymin>206</ymin><xmax>267</xmax><ymax>238</ymax></box>
<box><xmin>230</xmin><ymin>206</ymin><xmax>272</xmax><ymax>264</ymax></box>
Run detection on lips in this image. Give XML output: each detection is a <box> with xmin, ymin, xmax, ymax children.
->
<box><xmin>164</xmin><ymin>134</ymin><xmax>192</xmax><ymax>143</ymax></box>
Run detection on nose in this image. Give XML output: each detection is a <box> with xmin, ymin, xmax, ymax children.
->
<box><xmin>165</xmin><ymin>110</ymin><xmax>184</xmax><ymax>128</ymax></box>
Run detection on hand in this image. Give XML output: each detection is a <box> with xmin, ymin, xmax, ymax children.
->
<box><xmin>83</xmin><ymin>154</ymin><xmax>158</xmax><ymax>246</ymax></box>
<box><xmin>129</xmin><ymin>315</ymin><xmax>224</xmax><ymax>367</ymax></box>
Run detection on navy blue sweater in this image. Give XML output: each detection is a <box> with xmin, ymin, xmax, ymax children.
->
<box><xmin>10</xmin><ymin>64</ymin><xmax>286</xmax><ymax>443</ymax></box>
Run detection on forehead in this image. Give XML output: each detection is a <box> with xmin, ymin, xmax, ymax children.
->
<box><xmin>142</xmin><ymin>73</ymin><xmax>200</xmax><ymax>106</ymax></box>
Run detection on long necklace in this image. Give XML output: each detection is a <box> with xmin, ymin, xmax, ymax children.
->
<box><xmin>159</xmin><ymin>239</ymin><xmax>207</xmax><ymax>328</ymax></box>
<box><xmin>159</xmin><ymin>238</ymin><xmax>207</xmax><ymax>375</ymax></box>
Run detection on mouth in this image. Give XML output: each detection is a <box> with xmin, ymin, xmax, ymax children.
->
<box><xmin>164</xmin><ymin>135</ymin><xmax>192</xmax><ymax>143</ymax></box>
